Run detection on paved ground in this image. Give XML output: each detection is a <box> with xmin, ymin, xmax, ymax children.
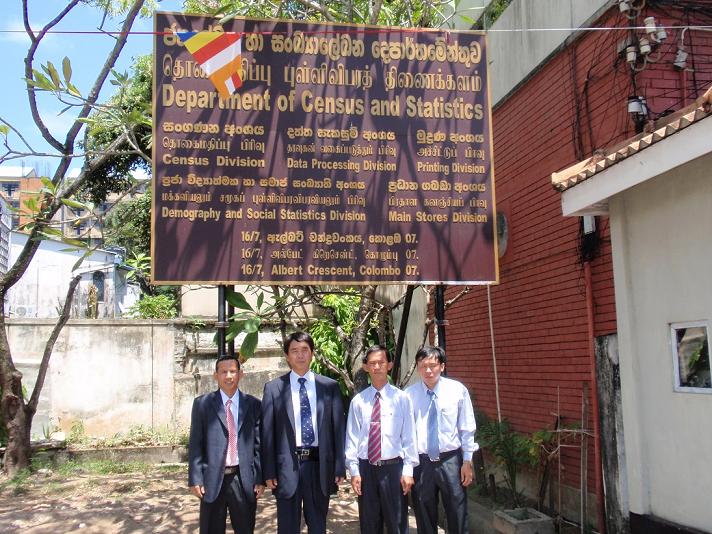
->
<box><xmin>0</xmin><ymin>465</ymin><xmax>431</xmax><ymax>533</ymax></box>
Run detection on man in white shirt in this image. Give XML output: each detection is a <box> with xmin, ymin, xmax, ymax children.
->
<box><xmin>406</xmin><ymin>345</ymin><xmax>477</xmax><ymax>534</ymax></box>
<box><xmin>261</xmin><ymin>332</ymin><xmax>346</xmax><ymax>534</ymax></box>
<box><xmin>345</xmin><ymin>345</ymin><xmax>418</xmax><ymax>534</ymax></box>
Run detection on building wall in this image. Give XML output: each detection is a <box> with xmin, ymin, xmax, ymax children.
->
<box><xmin>609</xmin><ymin>152</ymin><xmax>712</xmax><ymax>531</ymax></box>
<box><xmin>7</xmin><ymin>232</ymin><xmax>138</xmax><ymax>318</ymax></box>
<box><xmin>444</xmin><ymin>0</ymin><xmax>712</xmax><ymax>519</ymax></box>
<box><xmin>461</xmin><ymin>0</ymin><xmax>609</xmax><ymax>103</ymax></box>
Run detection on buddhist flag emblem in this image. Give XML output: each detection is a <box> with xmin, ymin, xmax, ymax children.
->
<box><xmin>176</xmin><ymin>31</ymin><xmax>243</xmax><ymax>99</ymax></box>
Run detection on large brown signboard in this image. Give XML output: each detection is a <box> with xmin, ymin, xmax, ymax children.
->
<box><xmin>152</xmin><ymin>13</ymin><xmax>498</xmax><ymax>285</ymax></box>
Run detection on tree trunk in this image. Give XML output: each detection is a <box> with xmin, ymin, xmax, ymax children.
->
<box><xmin>347</xmin><ymin>285</ymin><xmax>376</xmax><ymax>392</ymax></box>
<box><xmin>1</xmin><ymin>388</ymin><xmax>32</xmax><ymax>477</ymax></box>
<box><xmin>0</xmin><ymin>311</ymin><xmax>32</xmax><ymax>476</ymax></box>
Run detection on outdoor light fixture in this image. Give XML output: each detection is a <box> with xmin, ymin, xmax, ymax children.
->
<box><xmin>639</xmin><ymin>37</ymin><xmax>651</xmax><ymax>56</ymax></box>
<box><xmin>628</xmin><ymin>96</ymin><xmax>644</xmax><ymax>115</ymax></box>
<box><xmin>644</xmin><ymin>16</ymin><xmax>657</xmax><ymax>34</ymax></box>
<box><xmin>639</xmin><ymin>96</ymin><xmax>648</xmax><ymax>116</ymax></box>
<box><xmin>628</xmin><ymin>95</ymin><xmax>647</xmax><ymax>132</ymax></box>
<box><xmin>656</xmin><ymin>26</ymin><xmax>668</xmax><ymax>41</ymax></box>
<box><xmin>674</xmin><ymin>48</ymin><xmax>688</xmax><ymax>70</ymax></box>
<box><xmin>626</xmin><ymin>45</ymin><xmax>637</xmax><ymax>64</ymax></box>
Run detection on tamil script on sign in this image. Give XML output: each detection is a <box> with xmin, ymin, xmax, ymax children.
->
<box><xmin>152</xmin><ymin>13</ymin><xmax>498</xmax><ymax>284</ymax></box>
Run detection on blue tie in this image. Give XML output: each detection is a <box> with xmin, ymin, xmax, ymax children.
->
<box><xmin>427</xmin><ymin>389</ymin><xmax>439</xmax><ymax>460</ymax></box>
<box><xmin>298</xmin><ymin>377</ymin><xmax>315</xmax><ymax>446</ymax></box>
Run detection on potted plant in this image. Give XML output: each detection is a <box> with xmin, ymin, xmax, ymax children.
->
<box><xmin>477</xmin><ymin>417</ymin><xmax>554</xmax><ymax>534</ymax></box>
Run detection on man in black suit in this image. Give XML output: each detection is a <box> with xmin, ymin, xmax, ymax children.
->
<box><xmin>189</xmin><ymin>354</ymin><xmax>264</xmax><ymax>534</ymax></box>
<box><xmin>261</xmin><ymin>331</ymin><xmax>346</xmax><ymax>534</ymax></box>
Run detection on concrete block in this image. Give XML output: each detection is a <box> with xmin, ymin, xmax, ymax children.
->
<box><xmin>493</xmin><ymin>508</ymin><xmax>554</xmax><ymax>534</ymax></box>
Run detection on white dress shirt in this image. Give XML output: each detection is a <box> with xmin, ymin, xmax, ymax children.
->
<box><xmin>406</xmin><ymin>376</ymin><xmax>478</xmax><ymax>461</ymax></box>
<box><xmin>219</xmin><ymin>388</ymin><xmax>240</xmax><ymax>466</ymax></box>
<box><xmin>290</xmin><ymin>370</ymin><xmax>319</xmax><ymax>447</ymax></box>
<box><xmin>345</xmin><ymin>383</ymin><xmax>419</xmax><ymax>477</ymax></box>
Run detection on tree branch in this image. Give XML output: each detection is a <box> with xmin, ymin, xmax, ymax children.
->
<box><xmin>23</xmin><ymin>0</ymin><xmax>83</xmax><ymax>152</ymax></box>
<box><xmin>294</xmin><ymin>0</ymin><xmax>335</xmax><ymax>21</ymax></box>
<box><xmin>27</xmin><ymin>275</ymin><xmax>81</xmax><ymax>414</ymax></box>
<box><xmin>370</xmin><ymin>0</ymin><xmax>383</xmax><ymax>24</ymax></box>
<box><xmin>62</xmin><ymin>0</ymin><xmax>146</xmax><ymax>156</ymax></box>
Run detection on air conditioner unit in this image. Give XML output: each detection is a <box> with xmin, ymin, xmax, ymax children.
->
<box><xmin>14</xmin><ymin>304</ymin><xmax>36</xmax><ymax>317</ymax></box>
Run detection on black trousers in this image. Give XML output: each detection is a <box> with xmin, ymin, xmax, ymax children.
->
<box><xmin>199</xmin><ymin>470</ymin><xmax>256</xmax><ymax>534</ymax></box>
<box><xmin>411</xmin><ymin>451</ymin><xmax>468</xmax><ymax>534</ymax></box>
<box><xmin>276</xmin><ymin>459</ymin><xmax>330</xmax><ymax>534</ymax></box>
<box><xmin>358</xmin><ymin>459</ymin><xmax>408</xmax><ymax>534</ymax></box>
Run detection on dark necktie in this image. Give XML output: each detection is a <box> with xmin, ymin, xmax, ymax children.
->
<box><xmin>427</xmin><ymin>389</ymin><xmax>440</xmax><ymax>460</ymax></box>
<box><xmin>368</xmin><ymin>391</ymin><xmax>382</xmax><ymax>463</ymax></box>
<box><xmin>298</xmin><ymin>377</ymin><xmax>315</xmax><ymax>446</ymax></box>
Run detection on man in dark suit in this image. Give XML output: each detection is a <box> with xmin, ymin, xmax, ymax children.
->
<box><xmin>189</xmin><ymin>354</ymin><xmax>264</xmax><ymax>534</ymax></box>
<box><xmin>261</xmin><ymin>331</ymin><xmax>346</xmax><ymax>534</ymax></box>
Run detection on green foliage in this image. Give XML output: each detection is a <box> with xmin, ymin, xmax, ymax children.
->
<box><xmin>104</xmin><ymin>191</ymin><xmax>152</xmax><ymax>257</ymax></box>
<box><xmin>310</xmin><ymin>293</ymin><xmax>359</xmax><ymax>375</ymax></box>
<box><xmin>308</xmin><ymin>291</ymin><xmax>381</xmax><ymax>397</ymax></box>
<box><xmin>0</xmin><ymin>467</ymin><xmax>33</xmax><ymax>495</ymax></box>
<box><xmin>80</xmin><ymin>55</ymin><xmax>153</xmax><ymax>204</ymax></box>
<box><xmin>473</xmin><ymin>0</ymin><xmax>513</xmax><ymax>30</ymax></box>
<box><xmin>219</xmin><ymin>287</ymin><xmax>269</xmax><ymax>358</ymax></box>
<box><xmin>85</xmin><ymin>0</ymin><xmax>160</xmax><ymax>18</ymax></box>
<box><xmin>125</xmin><ymin>294</ymin><xmax>178</xmax><ymax>319</ymax></box>
<box><xmin>183</xmin><ymin>0</ymin><xmax>457</xmax><ymax>28</ymax></box>
<box><xmin>477</xmin><ymin>415</ymin><xmax>538</xmax><ymax>507</ymax></box>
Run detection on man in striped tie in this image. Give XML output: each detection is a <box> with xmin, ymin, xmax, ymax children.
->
<box><xmin>345</xmin><ymin>345</ymin><xmax>418</xmax><ymax>533</ymax></box>
<box><xmin>189</xmin><ymin>355</ymin><xmax>264</xmax><ymax>533</ymax></box>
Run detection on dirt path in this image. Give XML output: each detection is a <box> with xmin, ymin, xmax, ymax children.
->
<box><xmin>0</xmin><ymin>466</ymin><xmax>425</xmax><ymax>533</ymax></box>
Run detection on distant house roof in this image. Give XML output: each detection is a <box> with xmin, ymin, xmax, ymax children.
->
<box><xmin>552</xmin><ymin>85</ymin><xmax>712</xmax><ymax>216</ymax></box>
<box><xmin>0</xmin><ymin>166</ymin><xmax>38</xmax><ymax>179</ymax></box>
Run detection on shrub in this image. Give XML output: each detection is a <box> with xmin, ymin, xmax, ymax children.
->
<box><xmin>125</xmin><ymin>294</ymin><xmax>177</xmax><ymax>319</ymax></box>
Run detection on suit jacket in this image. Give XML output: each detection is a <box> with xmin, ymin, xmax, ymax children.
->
<box><xmin>188</xmin><ymin>389</ymin><xmax>262</xmax><ymax>504</ymax></box>
<box><xmin>261</xmin><ymin>372</ymin><xmax>346</xmax><ymax>499</ymax></box>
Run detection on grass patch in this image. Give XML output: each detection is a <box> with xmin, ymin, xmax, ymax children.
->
<box><xmin>67</xmin><ymin>422</ymin><xmax>188</xmax><ymax>449</ymax></box>
<box><xmin>57</xmin><ymin>459</ymin><xmax>152</xmax><ymax>476</ymax></box>
<box><xmin>0</xmin><ymin>468</ymin><xmax>33</xmax><ymax>495</ymax></box>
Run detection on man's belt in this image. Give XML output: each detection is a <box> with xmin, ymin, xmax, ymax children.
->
<box><xmin>420</xmin><ymin>449</ymin><xmax>461</xmax><ymax>463</ymax></box>
<box><xmin>224</xmin><ymin>465</ymin><xmax>239</xmax><ymax>475</ymax></box>
<box><xmin>368</xmin><ymin>457</ymin><xmax>402</xmax><ymax>467</ymax></box>
<box><xmin>295</xmin><ymin>447</ymin><xmax>319</xmax><ymax>461</ymax></box>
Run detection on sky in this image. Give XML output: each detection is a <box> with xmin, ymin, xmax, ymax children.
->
<box><xmin>0</xmin><ymin>0</ymin><xmax>183</xmax><ymax>175</ymax></box>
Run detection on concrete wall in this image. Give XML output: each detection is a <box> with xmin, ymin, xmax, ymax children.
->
<box><xmin>462</xmin><ymin>0</ymin><xmax>610</xmax><ymax>104</ymax></box>
<box><xmin>6</xmin><ymin>319</ymin><xmax>285</xmax><ymax>440</ymax></box>
<box><xmin>609</xmin><ymin>152</ymin><xmax>712</xmax><ymax>531</ymax></box>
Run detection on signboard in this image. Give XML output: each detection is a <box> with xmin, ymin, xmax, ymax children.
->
<box><xmin>152</xmin><ymin>13</ymin><xmax>498</xmax><ymax>284</ymax></box>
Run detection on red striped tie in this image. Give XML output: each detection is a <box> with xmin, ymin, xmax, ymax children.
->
<box><xmin>226</xmin><ymin>399</ymin><xmax>237</xmax><ymax>466</ymax></box>
<box><xmin>367</xmin><ymin>392</ymin><xmax>381</xmax><ymax>463</ymax></box>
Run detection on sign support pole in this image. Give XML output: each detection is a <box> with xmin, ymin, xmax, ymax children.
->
<box><xmin>435</xmin><ymin>284</ymin><xmax>447</xmax><ymax>375</ymax></box>
<box><xmin>217</xmin><ymin>285</ymin><xmax>227</xmax><ymax>357</ymax></box>
<box><xmin>391</xmin><ymin>285</ymin><xmax>415</xmax><ymax>383</ymax></box>
<box><xmin>227</xmin><ymin>285</ymin><xmax>236</xmax><ymax>359</ymax></box>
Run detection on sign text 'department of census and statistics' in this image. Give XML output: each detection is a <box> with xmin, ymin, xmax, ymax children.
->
<box><xmin>152</xmin><ymin>13</ymin><xmax>498</xmax><ymax>285</ymax></box>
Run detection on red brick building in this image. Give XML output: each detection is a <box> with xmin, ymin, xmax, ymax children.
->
<box><xmin>442</xmin><ymin>2</ymin><xmax>712</xmax><ymax>531</ymax></box>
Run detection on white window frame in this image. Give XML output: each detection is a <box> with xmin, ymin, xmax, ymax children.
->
<box><xmin>671</xmin><ymin>320</ymin><xmax>712</xmax><ymax>394</ymax></box>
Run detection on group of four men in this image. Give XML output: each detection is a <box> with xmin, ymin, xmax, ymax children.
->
<box><xmin>188</xmin><ymin>331</ymin><xmax>477</xmax><ymax>534</ymax></box>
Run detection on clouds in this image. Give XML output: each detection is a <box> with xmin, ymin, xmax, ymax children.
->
<box><xmin>0</xmin><ymin>20</ymin><xmax>31</xmax><ymax>45</ymax></box>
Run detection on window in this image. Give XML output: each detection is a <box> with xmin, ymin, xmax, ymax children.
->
<box><xmin>672</xmin><ymin>321</ymin><xmax>711</xmax><ymax>392</ymax></box>
<box><xmin>1</xmin><ymin>182</ymin><xmax>19</xmax><ymax>197</ymax></box>
<box><xmin>92</xmin><ymin>271</ymin><xmax>105</xmax><ymax>302</ymax></box>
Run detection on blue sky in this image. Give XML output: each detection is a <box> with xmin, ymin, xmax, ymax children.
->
<box><xmin>1</xmin><ymin>0</ymin><xmax>183</xmax><ymax>174</ymax></box>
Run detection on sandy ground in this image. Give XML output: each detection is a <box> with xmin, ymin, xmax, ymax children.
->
<box><xmin>0</xmin><ymin>466</ymin><xmax>430</xmax><ymax>533</ymax></box>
